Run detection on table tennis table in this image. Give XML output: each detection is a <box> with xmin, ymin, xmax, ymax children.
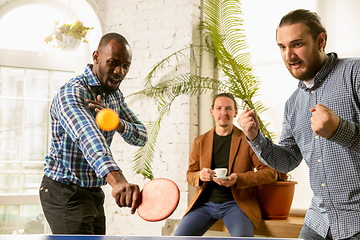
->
<box><xmin>0</xmin><ymin>235</ymin><xmax>301</xmax><ymax>240</ymax></box>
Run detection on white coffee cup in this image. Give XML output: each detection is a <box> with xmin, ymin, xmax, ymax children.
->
<box><xmin>214</xmin><ymin>168</ymin><xmax>227</xmax><ymax>178</ymax></box>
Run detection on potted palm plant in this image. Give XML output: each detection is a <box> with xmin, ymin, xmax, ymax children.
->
<box><xmin>44</xmin><ymin>20</ymin><xmax>93</xmax><ymax>51</ymax></box>
<box><xmin>130</xmin><ymin>0</ymin><xmax>273</xmax><ymax>180</ymax></box>
<box><xmin>130</xmin><ymin>0</ymin><xmax>296</xmax><ymax>219</ymax></box>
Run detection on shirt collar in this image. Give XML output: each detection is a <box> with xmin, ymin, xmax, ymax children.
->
<box><xmin>303</xmin><ymin>79</ymin><xmax>314</xmax><ymax>88</ymax></box>
<box><xmin>84</xmin><ymin>64</ymin><xmax>102</xmax><ymax>87</ymax></box>
<box><xmin>298</xmin><ymin>52</ymin><xmax>338</xmax><ymax>91</ymax></box>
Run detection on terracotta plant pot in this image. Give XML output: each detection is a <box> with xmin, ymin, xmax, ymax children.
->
<box><xmin>256</xmin><ymin>181</ymin><xmax>297</xmax><ymax>220</ymax></box>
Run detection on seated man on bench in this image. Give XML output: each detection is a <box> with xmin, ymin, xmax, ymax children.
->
<box><xmin>174</xmin><ymin>93</ymin><xmax>277</xmax><ymax>237</ymax></box>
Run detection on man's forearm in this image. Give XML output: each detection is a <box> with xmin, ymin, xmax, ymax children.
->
<box><xmin>104</xmin><ymin>170</ymin><xmax>127</xmax><ymax>186</ymax></box>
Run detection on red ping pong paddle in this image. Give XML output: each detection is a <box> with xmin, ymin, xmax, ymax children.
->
<box><xmin>137</xmin><ymin>178</ymin><xmax>179</xmax><ymax>222</ymax></box>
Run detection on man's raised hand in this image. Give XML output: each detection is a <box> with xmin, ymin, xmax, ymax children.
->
<box><xmin>237</xmin><ymin>108</ymin><xmax>259</xmax><ymax>141</ymax></box>
<box><xmin>310</xmin><ymin>104</ymin><xmax>340</xmax><ymax>139</ymax></box>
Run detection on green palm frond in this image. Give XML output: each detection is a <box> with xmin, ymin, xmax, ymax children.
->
<box><xmin>130</xmin><ymin>0</ymin><xmax>274</xmax><ymax>180</ymax></box>
<box><xmin>132</xmin><ymin>120</ymin><xmax>157</xmax><ymax>180</ymax></box>
<box><xmin>129</xmin><ymin>74</ymin><xmax>222</xmax><ymax>100</ymax></box>
<box><xmin>132</xmin><ymin>97</ymin><xmax>172</xmax><ymax>179</ymax></box>
<box><xmin>203</xmin><ymin>0</ymin><xmax>274</xmax><ymax>140</ymax></box>
<box><xmin>142</xmin><ymin>45</ymin><xmax>195</xmax><ymax>89</ymax></box>
<box><xmin>130</xmin><ymin>75</ymin><xmax>222</xmax><ymax>179</ymax></box>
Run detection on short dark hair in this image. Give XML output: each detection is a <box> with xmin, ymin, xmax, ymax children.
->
<box><xmin>211</xmin><ymin>93</ymin><xmax>238</xmax><ymax>111</ymax></box>
<box><xmin>97</xmin><ymin>32</ymin><xmax>129</xmax><ymax>50</ymax></box>
<box><xmin>277</xmin><ymin>9</ymin><xmax>327</xmax><ymax>50</ymax></box>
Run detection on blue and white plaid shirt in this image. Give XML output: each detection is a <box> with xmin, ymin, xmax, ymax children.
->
<box><xmin>44</xmin><ymin>65</ymin><xmax>147</xmax><ymax>187</ymax></box>
<box><xmin>249</xmin><ymin>53</ymin><xmax>360</xmax><ymax>240</ymax></box>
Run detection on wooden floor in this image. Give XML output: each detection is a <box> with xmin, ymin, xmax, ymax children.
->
<box><xmin>209</xmin><ymin>215</ymin><xmax>304</xmax><ymax>238</ymax></box>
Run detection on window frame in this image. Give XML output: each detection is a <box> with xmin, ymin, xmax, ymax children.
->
<box><xmin>0</xmin><ymin>48</ymin><xmax>89</xmax><ymax>205</ymax></box>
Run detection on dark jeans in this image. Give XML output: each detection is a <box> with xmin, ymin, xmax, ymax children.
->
<box><xmin>173</xmin><ymin>200</ymin><xmax>253</xmax><ymax>237</ymax></box>
<box><xmin>39</xmin><ymin>175</ymin><xmax>105</xmax><ymax>235</ymax></box>
<box><xmin>299</xmin><ymin>223</ymin><xmax>360</xmax><ymax>240</ymax></box>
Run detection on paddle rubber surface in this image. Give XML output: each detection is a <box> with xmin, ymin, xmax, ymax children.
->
<box><xmin>137</xmin><ymin>178</ymin><xmax>179</xmax><ymax>221</ymax></box>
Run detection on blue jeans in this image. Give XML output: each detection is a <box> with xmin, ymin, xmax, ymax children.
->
<box><xmin>299</xmin><ymin>223</ymin><xmax>360</xmax><ymax>240</ymax></box>
<box><xmin>173</xmin><ymin>200</ymin><xmax>253</xmax><ymax>237</ymax></box>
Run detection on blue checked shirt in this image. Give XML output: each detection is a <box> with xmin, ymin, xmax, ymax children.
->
<box><xmin>249</xmin><ymin>53</ymin><xmax>360</xmax><ymax>240</ymax></box>
<box><xmin>44</xmin><ymin>65</ymin><xmax>147</xmax><ymax>187</ymax></box>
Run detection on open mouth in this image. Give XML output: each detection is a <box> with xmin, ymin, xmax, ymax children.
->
<box><xmin>111</xmin><ymin>77</ymin><xmax>122</xmax><ymax>82</ymax></box>
<box><xmin>108</xmin><ymin>75</ymin><xmax>123</xmax><ymax>85</ymax></box>
<box><xmin>289</xmin><ymin>61</ymin><xmax>302</xmax><ymax>69</ymax></box>
<box><xmin>108</xmin><ymin>78</ymin><xmax>122</xmax><ymax>88</ymax></box>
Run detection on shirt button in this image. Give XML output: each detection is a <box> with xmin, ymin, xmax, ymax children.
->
<box><xmin>315</xmin><ymin>136</ymin><xmax>319</xmax><ymax>139</ymax></box>
<box><xmin>255</xmin><ymin>145</ymin><xmax>259</xmax><ymax>148</ymax></box>
<box><xmin>318</xmin><ymin>159</ymin><xmax>321</xmax><ymax>163</ymax></box>
<box><xmin>321</xmin><ymin>183</ymin><xmax>325</xmax><ymax>187</ymax></box>
<box><xmin>260</xmin><ymin>140</ymin><xmax>263</xmax><ymax>143</ymax></box>
<box><xmin>311</xmin><ymin>90</ymin><xmax>315</xmax><ymax>94</ymax></box>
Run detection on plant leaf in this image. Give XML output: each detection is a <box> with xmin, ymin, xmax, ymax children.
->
<box><xmin>129</xmin><ymin>0</ymin><xmax>274</xmax><ymax>180</ymax></box>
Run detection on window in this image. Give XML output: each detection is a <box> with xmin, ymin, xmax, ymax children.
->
<box><xmin>0</xmin><ymin>67</ymin><xmax>75</xmax><ymax>194</ymax></box>
<box><xmin>0</xmin><ymin>5</ymin><xmax>71</xmax><ymax>53</ymax></box>
<box><xmin>0</xmin><ymin>1</ymin><xmax>100</xmax><ymax>234</ymax></box>
<box><xmin>0</xmin><ymin>66</ymin><xmax>74</xmax><ymax>234</ymax></box>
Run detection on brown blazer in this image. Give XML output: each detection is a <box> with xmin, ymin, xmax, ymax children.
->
<box><xmin>185</xmin><ymin>126</ymin><xmax>277</xmax><ymax>228</ymax></box>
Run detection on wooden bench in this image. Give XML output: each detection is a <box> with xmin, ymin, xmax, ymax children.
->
<box><xmin>209</xmin><ymin>210</ymin><xmax>305</xmax><ymax>238</ymax></box>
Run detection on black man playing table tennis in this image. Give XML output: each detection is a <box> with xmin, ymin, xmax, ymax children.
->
<box><xmin>39</xmin><ymin>32</ymin><xmax>147</xmax><ymax>235</ymax></box>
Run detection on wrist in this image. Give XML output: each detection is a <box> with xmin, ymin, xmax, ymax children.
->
<box><xmin>105</xmin><ymin>171</ymin><xmax>127</xmax><ymax>187</ymax></box>
<box><xmin>116</xmin><ymin>119</ymin><xmax>125</xmax><ymax>133</ymax></box>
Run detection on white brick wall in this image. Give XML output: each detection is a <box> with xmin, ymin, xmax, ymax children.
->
<box><xmin>89</xmin><ymin>0</ymin><xmax>201</xmax><ymax>236</ymax></box>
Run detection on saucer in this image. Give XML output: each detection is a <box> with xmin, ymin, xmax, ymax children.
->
<box><xmin>213</xmin><ymin>176</ymin><xmax>228</xmax><ymax>180</ymax></box>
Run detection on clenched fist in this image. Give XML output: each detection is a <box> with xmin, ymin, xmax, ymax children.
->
<box><xmin>310</xmin><ymin>104</ymin><xmax>340</xmax><ymax>139</ymax></box>
<box><xmin>237</xmin><ymin>108</ymin><xmax>259</xmax><ymax>141</ymax></box>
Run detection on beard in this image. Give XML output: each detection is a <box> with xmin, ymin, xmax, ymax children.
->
<box><xmin>217</xmin><ymin>116</ymin><xmax>231</xmax><ymax>128</ymax></box>
<box><xmin>218</xmin><ymin>123</ymin><xmax>230</xmax><ymax>128</ymax></box>
<box><xmin>287</xmin><ymin>50</ymin><xmax>323</xmax><ymax>81</ymax></box>
<box><xmin>97</xmin><ymin>62</ymin><xmax>122</xmax><ymax>95</ymax></box>
<box><xmin>100</xmin><ymin>78</ymin><xmax>121</xmax><ymax>95</ymax></box>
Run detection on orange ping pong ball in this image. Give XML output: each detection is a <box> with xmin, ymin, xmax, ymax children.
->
<box><xmin>96</xmin><ymin>108</ymin><xmax>119</xmax><ymax>131</ymax></box>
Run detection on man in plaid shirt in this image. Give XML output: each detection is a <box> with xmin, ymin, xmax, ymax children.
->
<box><xmin>39</xmin><ymin>32</ymin><xmax>147</xmax><ymax>234</ymax></box>
<box><xmin>238</xmin><ymin>9</ymin><xmax>360</xmax><ymax>240</ymax></box>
